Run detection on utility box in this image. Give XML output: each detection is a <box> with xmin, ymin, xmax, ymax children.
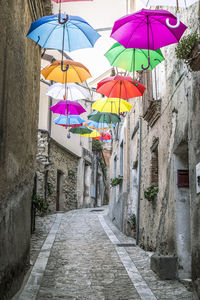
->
<box><xmin>150</xmin><ymin>254</ymin><xmax>178</xmax><ymax>280</ymax></box>
<box><xmin>177</xmin><ymin>170</ymin><xmax>189</xmax><ymax>188</ymax></box>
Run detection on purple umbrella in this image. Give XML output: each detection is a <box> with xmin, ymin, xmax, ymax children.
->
<box><xmin>50</xmin><ymin>100</ymin><xmax>86</xmax><ymax>115</ymax></box>
<box><xmin>111</xmin><ymin>9</ymin><xmax>187</xmax><ymax>70</ymax></box>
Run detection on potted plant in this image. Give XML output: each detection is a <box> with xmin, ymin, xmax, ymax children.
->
<box><xmin>127</xmin><ymin>213</ymin><xmax>136</xmax><ymax>232</ymax></box>
<box><xmin>144</xmin><ymin>186</ymin><xmax>158</xmax><ymax>207</ymax></box>
<box><xmin>175</xmin><ymin>32</ymin><xmax>200</xmax><ymax>71</ymax></box>
<box><xmin>110</xmin><ymin>175</ymin><xmax>123</xmax><ymax>187</ymax></box>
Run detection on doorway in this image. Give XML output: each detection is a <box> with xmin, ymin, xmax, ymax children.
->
<box><xmin>174</xmin><ymin>142</ymin><xmax>191</xmax><ymax>279</ymax></box>
<box><xmin>56</xmin><ymin>170</ymin><xmax>64</xmax><ymax>211</ymax></box>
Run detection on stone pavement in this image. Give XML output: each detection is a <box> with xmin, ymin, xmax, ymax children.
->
<box><xmin>15</xmin><ymin>207</ymin><xmax>193</xmax><ymax>300</ymax></box>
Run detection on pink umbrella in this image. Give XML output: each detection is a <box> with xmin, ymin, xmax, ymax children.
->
<box><xmin>52</xmin><ymin>0</ymin><xmax>93</xmax><ymax>2</ymax></box>
<box><xmin>50</xmin><ymin>100</ymin><xmax>86</xmax><ymax>115</ymax></box>
<box><xmin>111</xmin><ymin>9</ymin><xmax>187</xmax><ymax>70</ymax></box>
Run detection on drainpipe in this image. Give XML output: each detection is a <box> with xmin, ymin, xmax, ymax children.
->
<box><xmin>95</xmin><ymin>152</ymin><xmax>98</xmax><ymax>207</ymax></box>
<box><xmin>136</xmin><ymin>117</ymin><xmax>142</xmax><ymax>245</ymax></box>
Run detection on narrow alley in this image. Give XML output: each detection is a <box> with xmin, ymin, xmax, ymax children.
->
<box><xmin>14</xmin><ymin>208</ymin><xmax>192</xmax><ymax>300</ymax></box>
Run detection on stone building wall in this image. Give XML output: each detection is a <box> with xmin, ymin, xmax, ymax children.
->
<box><xmin>36</xmin><ymin>132</ymin><xmax>79</xmax><ymax>213</ymax></box>
<box><xmin>0</xmin><ymin>1</ymin><xmax>51</xmax><ymax>299</ymax></box>
<box><xmin>109</xmin><ymin>2</ymin><xmax>200</xmax><ymax>292</ymax></box>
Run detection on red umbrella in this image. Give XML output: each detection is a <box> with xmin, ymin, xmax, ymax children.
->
<box><xmin>96</xmin><ymin>75</ymin><xmax>146</xmax><ymax>100</ymax></box>
<box><xmin>93</xmin><ymin>132</ymin><xmax>111</xmax><ymax>141</ymax></box>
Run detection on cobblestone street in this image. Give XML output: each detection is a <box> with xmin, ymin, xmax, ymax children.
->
<box><xmin>15</xmin><ymin>207</ymin><xmax>193</xmax><ymax>300</ymax></box>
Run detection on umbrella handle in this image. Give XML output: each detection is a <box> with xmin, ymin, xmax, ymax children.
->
<box><xmin>133</xmin><ymin>80</ymin><xmax>139</xmax><ymax>87</ymax></box>
<box><xmin>141</xmin><ymin>56</ymin><xmax>150</xmax><ymax>70</ymax></box>
<box><xmin>61</xmin><ymin>62</ymin><xmax>69</xmax><ymax>72</ymax></box>
<box><xmin>166</xmin><ymin>12</ymin><xmax>180</xmax><ymax>28</ymax></box>
<box><xmin>58</xmin><ymin>13</ymin><xmax>69</xmax><ymax>24</ymax></box>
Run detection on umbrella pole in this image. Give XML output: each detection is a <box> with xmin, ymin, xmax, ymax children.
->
<box><xmin>166</xmin><ymin>0</ymin><xmax>180</xmax><ymax>28</ymax></box>
<box><xmin>133</xmin><ymin>49</ymin><xmax>138</xmax><ymax>86</ymax></box>
<box><xmin>58</xmin><ymin>0</ymin><xmax>69</xmax><ymax>24</ymax></box>
<box><xmin>141</xmin><ymin>16</ymin><xmax>150</xmax><ymax>70</ymax></box>
<box><xmin>61</xmin><ymin>26</ymin><xmax>69</xmax><ymax>72</ymax></box>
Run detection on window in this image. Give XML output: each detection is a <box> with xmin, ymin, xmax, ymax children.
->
<box><xmin>150</xmin><ymin>139</ymin><xmax>159</xmax><ymax>186</ymax></box>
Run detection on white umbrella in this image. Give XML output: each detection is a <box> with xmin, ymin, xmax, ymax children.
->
<box><xmin>140</xmin><ymin>0</ymin><xmax>198</xmax><ymax>28</ymax></box>
<box><xmin>46</xmin><ymin>83</ymin><xmax>90</xmax><ymax>101</ymax></box>
<box><xmin>141</xmin><ymin>0</ymin><xmax>198</xmax><ymax>7</ymax></box>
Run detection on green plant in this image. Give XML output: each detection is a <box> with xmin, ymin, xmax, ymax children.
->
<box><xmin>144</xmin><ymin>186</ymin><xmax>158</xmax><ymax>201</ymax></box>
<box><xmin>92</xmin><ymin>139</ymin><xmax>102</xmax><ymax>152</ymax></box>
<box><xmin>175</xmin><ymin>32</ymin><xmax>200</xmax><ymax>60</ymax></box>
<box><xmin>32</xmin><ymin>194</ymin><xmax>49</xmax><ymax>215</ymax></box>
<box><xmin>127</xmin><ymin>213</ymin><xmax>136</xmax><ymax>229</ymax></box>
<box><xmin>68</xmin><ymin>170</ymin><xmax>75</xmax><ymax>177</ymax></box>
<box><xmin>47</xmin><ymin>182</ymin><xmax>54</xmax><ymax>195</ymax></box>
<box><xmin>110</xmin><ymin>175</ymin><xmax>123</xmax><ymax>187</ymax></box>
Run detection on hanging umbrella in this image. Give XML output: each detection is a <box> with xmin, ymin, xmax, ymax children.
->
<box><xmin>27</xmin><ymin>14</ymin><xmax>100</xmax><ymax>51</ymax></box>
<box><xmin>96</xmin><ymin>75</ymin><xmax>146</xmax><ymax>100</ymax></box>
<box><xmin>53</xmin><ymin>115</ymin><xmax>85</xmax><ymax>127</ymax></box>
<box><xmin>111</xmin><ymin>9</ymin><xmax>187</xmax><ymax>69</ymax></box>
<box><xmin>50</xmin><ymin>100</ymin><xmax>86</xmax><ymax>115</ymax></box>
<box><xmin>70</xmin><ymin>126</ymin><xmax>92</xmax><ymax>134</ymax></box>
<box><xmin>80</xmin><ymin>130</ymin><xmax>101</xmax><ymax>138</ymax></box>
<box><xmin>88</xmin><ymin>111</ymin><xmax>121</xmax><ymax>124</ymax></box>
<box><xmin>92</xmin><ymin>98</ymin><xmax>132</xmax><ymax>114</ymax></box>
<box><xmin>46</xmin><ymin>83</ymin><xmax>90</xmax><ymax>100</ymax></box>
<box><xmin>93</xmin><ymin>132</ymin><xmax>111</xmax><ymax>141</ymax></box>
<box><xmin>105</xmin><ymin>43</ymin><xmax>165</xmax><ymax>71</ymax></box>
<box><xmin>140</xmin><ymin>0</ymin><xmax>198</xmax><ymax>28</ymax></box>
<box><xmin>85</xmin><ymin>121</ymin><xmax>115</xmax><ymax>130</ymax></box>
<box><xmin>41</xmin><ymin>60</ymin><xmax>91</xmax><ymax>83</ymax></box>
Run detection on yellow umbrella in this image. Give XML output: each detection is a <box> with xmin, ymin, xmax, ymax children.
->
<box><xmin>79</xmin><ymin>130</ymin><xmax>101</xmax><ymax>138</ymax></box>
<box><xmin>41</xmin><ymin>60</ymin><xmax>91</xmax><ymax>83</ymax></box>
<box><xmin>92</xmin><ymin>97</ymin><xmax>132</xmax><ymax>114</ymax></box>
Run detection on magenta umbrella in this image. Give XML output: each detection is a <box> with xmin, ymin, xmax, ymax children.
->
<box><xmin>111</xmin><ymin>9</ymin><xmax>187</xmax><ymax>70</ymax></box>
<box><xmin>50</xmin><ymin>100</ymin><xmax>86</xmax><ymax>115</ymax></box>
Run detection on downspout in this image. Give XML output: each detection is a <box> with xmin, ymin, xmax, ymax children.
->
<box><xmin>136</xmin><ymin>117</ymin><xmax>142</xmax><ymax>245</ymax></box>
<box><xmin>95</xmin><ymin>152</ymin><xmax>98</xmax><ymax>207</ymax></box>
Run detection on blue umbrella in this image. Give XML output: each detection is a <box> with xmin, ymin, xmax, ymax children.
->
<box><xmin>85</xmin><ymin>120</ymin><xmax>115</xmax><ymax>129</ymax></box>
<box><xmin>27</xmin><ymin>14</ymin><xmax>100</xmax><ymax>52</ymax></box>
<box><xmin>53</xmin><ymin>115</ymin><xmax>85</xmax><ymax>127</ymax></box>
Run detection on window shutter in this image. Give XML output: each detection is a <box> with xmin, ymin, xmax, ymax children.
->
<box><xmin>177</xmin><ymin>170</ymin><xmax>189</xmax><ymax>187</ymax></box>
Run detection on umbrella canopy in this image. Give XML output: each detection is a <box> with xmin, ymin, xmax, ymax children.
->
<box><xmin>93</xmin><ymin>132</ymin><xmax>111</xmax><ymax>141</ymax></box>
<box><xmin>41</xmin><ymin>60</ymin><xmax>91</xmax><ymax>83</ymax></box>
<box><xmin>53</xmin><ymin>115</ymin><xmax>85</xmax><ymax>127</ymax></box>
<box><xmin>111</xmin><ymin>9</ymin><xmax>187</xmax><ymax>50</ymax></box>
<box><xmin>70</xmin><ymin>126</ymin><xmax>92</xmax><ymax>134</ymax></box>
<box><xmin>88</xmin><ymin>111</ymin><xmax>121</xmax><ymax>124</ymax></box>
<box><xmin>96</xmin><ymin>75</ymin><xmax>146</xmax><ymax>99</ymax></box>
<box><xmin>27</xmin><ymin>14</ymin><xmax>100</xmax><ymax>52</ymax></box>
<box><xmin>80</xmin><ymin>130</ymin><xmax>101</xmax><ymax>138</ymax></box>
<box><xmin>46</xmin><ymin>83</ymin><xmax>90</xmax><ymax>100</ymax></box>
<box><xmin>50</xmin><ymin>100</ymin><xmax>86</xmax><ymax>115</ymax></box>
<box><xmin>105</xmin><ymin>43</ymin><xmax>165</xmax><ymax>71</ymax></box>
<box><xmin>140</xmin><ymin>0</ymin><xmax>198</xmax><ymax>8</ymax></box>
<box><xmin>92</xmin><ymin>98</ymin><xmax>132</xmax><ymax>114</ymax></box>
<box><xmin>85</xmin><ymin>121</ymin><xmax>115</xmax><ymax>130</ymax></box>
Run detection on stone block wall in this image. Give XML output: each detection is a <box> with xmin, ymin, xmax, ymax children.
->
<box><xmin>0</xmin><ymin>1</ymin><xmax>51</xmax><ymax>298</ymax></box>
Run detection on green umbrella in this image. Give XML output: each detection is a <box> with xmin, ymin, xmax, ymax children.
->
<box><xmin>104</xmin><ymin>42</ymin><xmax>165</xmax><ymax>71</ymax></box>
<box><xmin>69</xmin><ymin>126</ymin><xmax>92</xmax><ymax>135</ymax></box>
<box><xmin>88</xmin><ymin>111</ymin><xmax>121</xmax><ymax>124</ymax></box>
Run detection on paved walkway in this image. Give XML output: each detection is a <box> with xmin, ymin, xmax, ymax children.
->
<box><xmin>15</xmin><ymin>207</ymin><xmax>192</xmax><ymax>300</ymax></box>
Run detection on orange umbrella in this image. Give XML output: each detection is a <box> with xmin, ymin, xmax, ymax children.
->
<box><xmin>41</xmin><ymin>60</ymin><xmax>91</xmax><ymax>83</ymax></box>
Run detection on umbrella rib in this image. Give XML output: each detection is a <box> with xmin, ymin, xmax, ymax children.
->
<box><xmin>43</xmin><ymin>23</ymin><xmax>61</xmax><ymax>49</ymax></box>
<box><xmin>122</xmin><ymin>80</ymin><xmax>129</xmax><ymax>100</ymax></box>
<box><xmin>150</xmin><ymin>15</ymin><xmax>180</xmax><ymax>42</ymax></box>
<box><xmin>69</xmin><ymin>21</ymin><xmax>94</xmax><ymax>47</ymax></box>
<box><xmin>120</xmin><ymin>16</ymin><xmax>147</xmax><ymax>48</ymax></box>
